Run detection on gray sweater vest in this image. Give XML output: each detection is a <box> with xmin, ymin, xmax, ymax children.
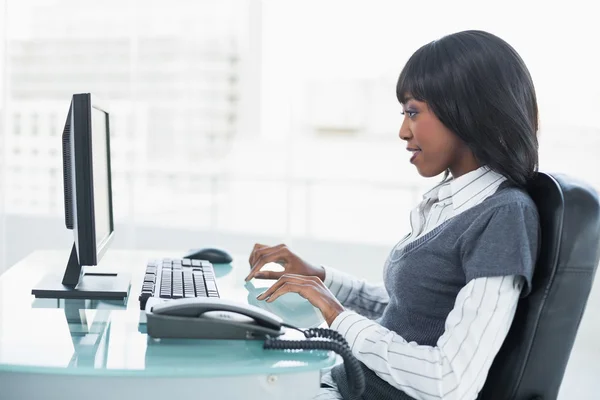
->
<box><xmin>332</xmin><ymin>185</ymin><xmax>540</xmax><ymax>399</ymax></box>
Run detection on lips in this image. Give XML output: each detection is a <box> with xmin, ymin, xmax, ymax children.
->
<box><xmin>407</xmin><ymin>147</ymin><xmax>421</xmax><ymax>163</ymax></box>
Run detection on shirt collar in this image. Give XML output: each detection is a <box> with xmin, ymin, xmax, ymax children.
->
<box><xmin>422</xmin><ymin>175</ymin><xmax>452</xmax><ymax>200</ymax></box>
<box><xmin>423</xmin><ymin>166</ymin><xmax>506</xmax><ymax>210</ymax></box>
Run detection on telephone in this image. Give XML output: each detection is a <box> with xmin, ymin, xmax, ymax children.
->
<box><xmin>146</xmin><ymin>297</ymin><xmax>366</xmax><ymax>399</ymax></box>
<box><xmin>146</xmin><ymin>297</ymin><xmax>284</xmax><ymax>340</ymax></box>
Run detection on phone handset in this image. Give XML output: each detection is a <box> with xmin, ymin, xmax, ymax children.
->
<box><xmin>151</xmin><ymin>297</ymin><xmax>283</xmax><ymax>331</ymax></box>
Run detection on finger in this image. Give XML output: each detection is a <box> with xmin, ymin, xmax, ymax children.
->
<box><xmin>247</xmin><ymin>247</ymin><xmax>286</xmax><ymax>281</ymax></box>
<box><xmin>245</xmin><ymin>247</ymin><xmax>288</xmax><ymax>282</ymax></box>
<box><xmin>255</xmin><ymin>274</ymin><xmax>291</xmax><ymax>299</ymax></box>
<box><xmin>256</xmin><ymin>274</ymin><xmax>311</xmax><ymax>299</ymax></box>
<box><xmin>266</xmin><ymin>282</ymin><xmax>314</xmax><ymax>303</ymax></box>
<box><xmin>254</xmin><ymin>270</ymin><xmax>285</xmax><ymax>280</ymax></box>
<box><xmin>248</xmin><ymin>243</ymin><xmax>268</xmax><ymax>266</ymax></box>
<box><xmin>249</xmin><ymin>243</ymin><xmax>284</xmax><ymax>268</ymax></box>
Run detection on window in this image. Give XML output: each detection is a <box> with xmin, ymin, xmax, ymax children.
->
<box><xmin>31</xmin><ymin>113</ymin><xmax>39</xmax><ymax>136</ymax></box>
<box><xmin>1</xmin><ymin>0</ymin><xmax>599</xmax><ymax>262</ymax></box>
<box><xmin>12</xmin><ymin>112</ymin><xmax>21</xmax><ymax>135</ymax></box>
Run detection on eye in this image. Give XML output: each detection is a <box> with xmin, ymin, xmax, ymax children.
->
<box><xmin>401</xmin><ymin>110</ymin><xmax>418</xmax><ymax>119</ymax></box>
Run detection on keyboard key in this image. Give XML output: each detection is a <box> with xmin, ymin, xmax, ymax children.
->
<box><xmin>183</xmin><ymin>271</ymin><xmax>194</xmax><ymax>297</ymax></box>
<box><xmin>192</xmin><ymin>271</ymin><xmax>206</xmax><ymax>296</ymax></box>
<box><xmin>206</xmin><ymin>281</ymin><xmax>218</xmax><ymax>293</ymax></box>
<box><xmin>138</xmin><ymin>292</ymin><xmax>152</xmax><ymax>308</ymax></box>
<box><xmin>184</xmin><ymin>284</ymin><xmax>195</xmax><ymax>296</ymax></box>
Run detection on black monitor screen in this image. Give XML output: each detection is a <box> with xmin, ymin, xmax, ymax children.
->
<box><xmin>91</xmin><ymin>106</ymin><xmax>112</xmax><ymax>251</ymax></box>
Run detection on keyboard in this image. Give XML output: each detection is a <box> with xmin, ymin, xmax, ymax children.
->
<box><xmin>138</xmin><ymin>258</ymin><xmax>220</xmax><ymax>311</ymax></box>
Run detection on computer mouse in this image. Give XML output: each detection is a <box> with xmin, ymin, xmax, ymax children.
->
<box><xmin>183</xmin><ymin>247</ymin><xmax>233</xmax><ymax>264</ymax></box>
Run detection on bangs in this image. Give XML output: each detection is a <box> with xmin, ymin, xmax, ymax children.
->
<box><xmin>396</xmin><ymin>42</ymin><xmax>441</xmax><ymax>105</ymax></box>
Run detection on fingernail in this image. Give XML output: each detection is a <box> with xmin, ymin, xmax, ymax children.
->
<box><xmin>254</xmin><ymin>272</ymin><xmax>264</xmax><ymax>279</ymax></box>
<box><xmin>257</xmin><ymin>292</ymin><xmax>266</xmax><ymax>300</ymax></box>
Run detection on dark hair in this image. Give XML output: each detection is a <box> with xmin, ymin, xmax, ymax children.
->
<box><xmin>396</xmin><ymin>30</ymin><xmax>539</xmax><ymax>187</ymax></box>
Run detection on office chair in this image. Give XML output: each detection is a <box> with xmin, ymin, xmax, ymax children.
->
<box><xmin>479</xmin><ymin>172</ymin><xmax>600</xmax><ymax>400</ymax></box>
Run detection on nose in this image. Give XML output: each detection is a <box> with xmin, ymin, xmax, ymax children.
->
<box><xmin>399</xmin><ymin>117</ymin><xmax>412</xmax><ymax>141</ymax></box>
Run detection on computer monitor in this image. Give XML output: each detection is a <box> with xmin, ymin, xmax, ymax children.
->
<box><xmin>32</xmin><ymin>93</ymin><xmax>130</xmax><ymax>300</ymax></box>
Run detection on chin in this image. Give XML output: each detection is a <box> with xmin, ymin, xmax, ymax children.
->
<box><xmin>415</xmin><ymin>165</ymin><xmax>445</xmax><ymax>178</ymax></box>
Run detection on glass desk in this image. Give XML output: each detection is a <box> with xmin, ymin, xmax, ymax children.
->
<box><xmin>0</xmin><ymin>250</ymin><xmax>335</xmax><ymax>400</ymax></box>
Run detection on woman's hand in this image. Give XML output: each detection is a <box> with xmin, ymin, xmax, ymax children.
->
<box><xmin>245</xmin><ymin>243</ymin><xmax>325</xmax><ymax>282</ymax></box>
<box><xmin>256</xmin><ymin>274</ymin><xmax>344</xmax><ymax>326</ymax></box>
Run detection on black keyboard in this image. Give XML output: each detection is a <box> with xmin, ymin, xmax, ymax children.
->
<box><xmin>138</xmin><ymin>258</ymin><xmax>220</xmax><ymax>310</ymax></box>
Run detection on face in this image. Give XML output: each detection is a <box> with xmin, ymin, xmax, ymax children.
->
<box><xmin>399</xmin><ymin>96</ymin><xmax>479</xmax><ymax>179</ymax></box>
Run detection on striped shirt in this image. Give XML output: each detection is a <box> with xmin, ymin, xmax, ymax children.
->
<box><xmin>319</xmin><ymin>166</ymin><xmax>524</xmax><ymax>400</ymax></box>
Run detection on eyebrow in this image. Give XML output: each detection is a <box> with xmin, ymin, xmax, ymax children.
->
<box><xmin>401</xmin><ymin>96</ymin><xmax>415</xmax><ymax>105</ymax></box>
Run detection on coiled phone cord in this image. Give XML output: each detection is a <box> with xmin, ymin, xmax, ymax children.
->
<box><xmin>263</xmin><ymin>324</ymin><xmax>365</xmax><ymax>399</ymax></box>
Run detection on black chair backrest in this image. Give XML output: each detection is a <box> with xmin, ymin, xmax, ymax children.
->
<box><xmin>479</xmin><ymin>172</ymin><xmax>600</xmax><ymax>399</ymax></box>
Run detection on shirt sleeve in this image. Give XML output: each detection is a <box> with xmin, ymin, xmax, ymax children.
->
<box><xmin>330</xmin><ymin>275</ymin><xmax>523</xmax><ymax>400</ymax></box>
<box><xmin>323</xmin><ymin>265</ymin><xmax>389</xmax><ymax>320</ymax></box>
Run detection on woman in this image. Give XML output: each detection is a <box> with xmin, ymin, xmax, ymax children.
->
<box><xmin>245</xmin><ymin>30</ymin><xmax>540</xmax><ymax>400</ymax></box>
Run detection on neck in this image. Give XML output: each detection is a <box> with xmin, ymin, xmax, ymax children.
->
<box><xmin>449</xmin><ymin>151</ymin><xmax>480</xmax><ymax>179</ymax></box>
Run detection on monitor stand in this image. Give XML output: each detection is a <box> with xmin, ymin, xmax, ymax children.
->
<box><xmin>32</xmin><ymin>244</ymin><xmax>131</xmax><ymax>301</ymax></box>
